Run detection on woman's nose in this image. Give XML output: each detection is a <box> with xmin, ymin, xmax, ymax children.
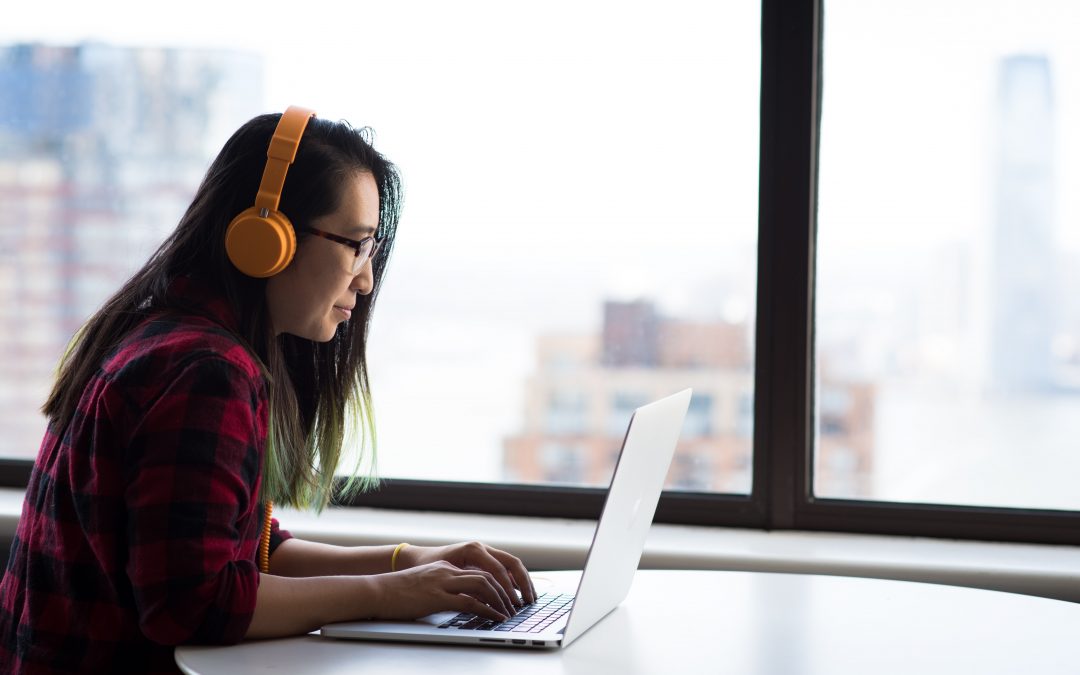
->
<box><xmin>351</xmin><ymin>260</ymin><xmax>374</xmax><ymax>295</ymax></box>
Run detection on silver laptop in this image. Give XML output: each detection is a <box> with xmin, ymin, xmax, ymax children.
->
<box><xmin>320</xmin><ymin>388</ymin><xmax>692</xmax><ymax>650</ymax></box>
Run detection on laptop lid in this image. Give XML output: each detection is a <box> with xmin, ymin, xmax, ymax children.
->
<box><xmin>560</xmin><ymin>388</ymin><xmax>692</xmax><ymax>647</ymax></box>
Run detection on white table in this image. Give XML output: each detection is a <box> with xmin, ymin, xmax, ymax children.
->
<box><xmin>177</xmin><ymin>569</ymin><xmax>1080</xmax><ymax>674</ymax></box>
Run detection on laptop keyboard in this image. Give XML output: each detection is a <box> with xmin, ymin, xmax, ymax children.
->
<box><xmin>437</xmin><ymin>592</ymin><xmax>574</xmax><ymax>633</ymax></box>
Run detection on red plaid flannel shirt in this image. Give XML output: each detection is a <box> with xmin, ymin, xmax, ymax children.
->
<box><xmin>0</xmin><ymin>277</ymin><xmax>292</xmax><ymax>673</ymax></box>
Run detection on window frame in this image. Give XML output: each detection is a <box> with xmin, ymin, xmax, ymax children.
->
<box><xmin>3</xmin><ymin>0</ymin><xmax>1079</xmax><ymax>547</ymax></box>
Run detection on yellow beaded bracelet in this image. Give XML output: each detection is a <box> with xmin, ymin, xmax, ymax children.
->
<box><xmin>391</xmin><ymin>542</ymin><xmax>410</xmax><ymax>572</ymax></box>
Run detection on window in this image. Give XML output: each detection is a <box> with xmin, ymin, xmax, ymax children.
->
<box><xmin>0</xmin><ymin>1</ymin><xmax>762</xmax><ymax>497</ymax></box>
<box><xmin>3</xmin><ymin>0</ymin><xmax>1079</xmax><ymax>546</ymax></box>
<box><xmin>817</xmin><ymin>0</ymin><xmax>1080</xmax><ymax>511</ymax></box>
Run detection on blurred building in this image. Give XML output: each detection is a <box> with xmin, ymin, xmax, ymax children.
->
<box><xmin>503</xmin><ymin>300</ymin><xmax>875</xmax><ymax>495</ymax></box>
<box><xmin>989</xmin><ymin>54</ymin><xmax>1056</xmax><ymax>392</ymax></box>
<box><xmin>815</xmin><ymin>363</ymin><xmax>876</xmax><ymax>498</ymax></box>
<box><xmin>0</xmin><ymin>43</ymin><xmax>263</xmax><ymax>459</ymax></box>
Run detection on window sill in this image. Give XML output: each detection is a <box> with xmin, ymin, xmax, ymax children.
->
<box><xmin>3</xmin><ymin>488</ymin><xmax>1077</xmax><ymax>603</ymax></box>
<box><xmin>276</xmin><ymin>500</ymin><xmax>1080</xmax><ymax>604</ymax></box>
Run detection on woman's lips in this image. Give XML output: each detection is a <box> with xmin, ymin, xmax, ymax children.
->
<box><xmin>334</xmin><ymin>306</ymin><xmax>353</xmax><ymax>320</ymax></box>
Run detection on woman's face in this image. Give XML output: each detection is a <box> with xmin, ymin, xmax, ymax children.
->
<box><xmin>266</xmin><ymin>171</ymin><xmax>380</xmax><ymax>342</ymax></box>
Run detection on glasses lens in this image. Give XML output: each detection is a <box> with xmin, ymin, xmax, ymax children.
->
<box><xmin>352</xmin><ymin>239</ymin><xmax>375</xmax><ymax>274</ymax></box>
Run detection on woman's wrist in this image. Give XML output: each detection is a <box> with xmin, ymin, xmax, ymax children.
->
<box><xmin>321</xmin><ymin>574</ymin><xmax>381</xmax><ymax>625</ymax></box>
<box><xmin>248</xmin><ymin>573</ymin><xmax>381</xmax><ymax>638</ymax></box>
<box><xmin>355</xmin><ymin>574</ymin><xmax>383</xmax><ymax>621</ymax></box>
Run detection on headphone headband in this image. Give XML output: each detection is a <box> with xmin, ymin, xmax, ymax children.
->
<box><xmin>255</xmin><ymin>106</ymin><xmax>316</xmax><ymax>214</ymax></box>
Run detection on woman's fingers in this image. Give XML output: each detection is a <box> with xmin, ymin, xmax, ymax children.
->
<box><xmin>470</xmin><ymin>549</ymin><xmax>527</xmax><ymax>607</ymax></box>
<box><xmin>486</xmin><ymin>548</ymin><xmax>537</xmax><ymax>604</ymax></box>
<box><xmin>438</xmin><ymin>541</ymin><xmax>538</xmax><ymax>606</ymax></box>
<box><xmin>443</xmin><ymin>573</ymin><xmax>513</xmax><ymax>620</ymax></box>
<box><xmin>448</xmin><ymin>571</ymin><xmax>515</xmax><ymax>618</ymax></box>
<box><xmin>451</xmin><ymin>593</ymin><xmax>508</xmax><ymax>623</ymax></box>
<box><xmin>483</xmin><ymin>568</ymin><xmax>518</xmax><ymax>615</ymax></box>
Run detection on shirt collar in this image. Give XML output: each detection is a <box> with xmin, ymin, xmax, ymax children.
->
<box><xmin>164</xmin><ymin>275</ymin><xmax>242</xmax><ymax>333</ymax></box>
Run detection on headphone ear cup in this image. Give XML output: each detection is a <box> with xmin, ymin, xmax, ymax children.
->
<box><xmin>225</xmin><ymin>207</ymin><xmax>297</xmax><ymax>278</ymax></box>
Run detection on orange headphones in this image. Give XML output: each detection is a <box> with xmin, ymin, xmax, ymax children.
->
<box><xmin>225</xmin><ymin>106</ymin><xmax>317</xmax><ymax>278</ymax></box>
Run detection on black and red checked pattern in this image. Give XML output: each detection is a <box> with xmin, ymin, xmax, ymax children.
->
<box><xmin>0</xmin><ymin>277</ymin><xmax>292</xmax><ymax>674</ymax></box>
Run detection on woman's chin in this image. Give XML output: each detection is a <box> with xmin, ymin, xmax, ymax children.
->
<box><xmin>283</xmin><ymin>323</ymin><xmax>339</xmax><ymax>343</ymax></box>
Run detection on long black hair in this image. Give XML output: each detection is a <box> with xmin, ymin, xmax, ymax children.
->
<box><xmin>43</xmin><ymin>112</ymin><xmax>402</xmax><ymax>510</ymax></box>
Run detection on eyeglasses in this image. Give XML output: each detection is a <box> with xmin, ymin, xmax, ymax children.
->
<box><xmin>303</xmin><ymin>226</ymin><xmax>382</xmax><ymax>275</ymax></box>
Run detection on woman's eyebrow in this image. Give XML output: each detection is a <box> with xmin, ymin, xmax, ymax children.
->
<box><xmin>348</xmin><ymin>224</ymin><xmax>378</xmax><ymax>236</ymax></box>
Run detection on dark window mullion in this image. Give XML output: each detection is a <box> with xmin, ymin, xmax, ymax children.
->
<box><xmin>341</xmin><ymin>479</ymin><xmax>608</xmax><ymax>519</ymax></box>
<box><xmin>755</xmin><ymin>0</ymin><xmax>821</xmax><ymax>530</ymax></box>
<box><xmin>0</xmin><ymin>460</ymin><xmax>32</xmax><ymax>487</ymax></box>
<box><xmin>340</xmin><ymin>479</ymin><xmax>763</xmax><ymax>528</ymax></box>
<box><xmin>798</xmin><ymin>498</ymin><xmax>1080</xmax><ymax>546</ymax></box>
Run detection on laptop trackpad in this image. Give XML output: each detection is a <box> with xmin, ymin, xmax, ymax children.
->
<box><xmin>416</xmin><ymin>611</ymin><xmax>459</xmax><ymax>626</ymax></box>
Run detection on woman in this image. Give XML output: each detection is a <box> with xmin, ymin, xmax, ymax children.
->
<box><xmin>0</xmin><ymin>107</ymin><xmax>535</xmax><ymax>673</ymax></box>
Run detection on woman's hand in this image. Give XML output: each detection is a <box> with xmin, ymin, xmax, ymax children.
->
<box><xmin>374</xmin><ymin>560</ymin><xmax>517</xmax><ymax>622</ymax></box>
<box><xmin>398</xmin><ymin>541</ymin><xmax>537</xmax><ymax>606</ymax></box>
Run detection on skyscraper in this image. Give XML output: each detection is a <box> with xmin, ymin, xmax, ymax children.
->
<box><xmin>989</xmin><ymin>54</ymin><xmax>1056</xmax><ymax>391</ymax></box>
<box><xmin>0</xmin><ymin>43</ymin><xmax>263</xmax><ymax>459</ymax></box>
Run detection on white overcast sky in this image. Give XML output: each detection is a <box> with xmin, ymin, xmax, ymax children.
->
<box><xmin>3</xmin><ymin>0</ymin><xmax>1076</xmax><ymax>252</ymax></box>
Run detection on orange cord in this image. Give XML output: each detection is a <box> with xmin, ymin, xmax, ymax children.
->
<box><xmin>259</xmin><ymin>501</ymin><xmax>273</xmax><ymax>573</ymax></box>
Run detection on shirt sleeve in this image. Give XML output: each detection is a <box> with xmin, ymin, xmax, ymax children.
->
<box><xmin>269</xmin><ymin>517</ymin><xmax>292</xmax><ymax>555</ymax></box>
<box><xmin>120</xmin><ymin>354</ymin><xmax>266</xmax><ymax>646</ymax></box>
